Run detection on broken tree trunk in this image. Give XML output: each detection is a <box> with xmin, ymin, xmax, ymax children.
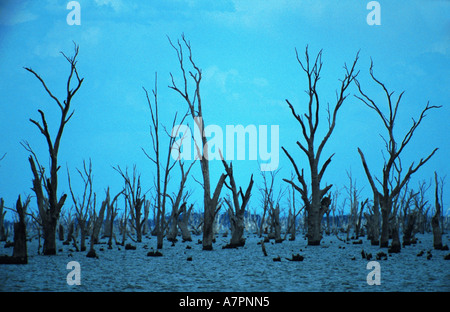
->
<box><xmin>432</xmin><ymin>172</ymin><xmax>443</xmax><ymax>250</ymax></box>
<box><xmin>0</xmin><ymin>196</ymin><xmax>29</xmax><ymax>264</ymax></box>
<box><xmin>269</xmin><ymin>203</ymin><xmax>282</xmax><ymax>243</ymax></box>
<box><xmin>179</xmin><ymin>203</ymin><xmax>193</xmax><ymax>242</ymax></box>
<box><xmin>221</xmin><ymin>155</ymin><xmax>254</xmax><ymax>248</ymax></box>
<box><xmin>0</xmin><ymin>198</ymin><xmax>6</xmax><ymax>241</ymax></box>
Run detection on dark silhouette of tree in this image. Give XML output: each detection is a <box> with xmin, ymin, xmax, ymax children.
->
<box><xmin>0</xmin><ymin>196</ymin><xmax>30</xmax><ymax>264</ymax></box>
<box><xmin>220</xmin><ymin>150</ymin><xmax>254</xmax><ymax>248</ymax></box>
<box><xmin>432</xmin><ymin>172</ymin><xmax>444</xmax><ymax>249</ymax></box>
<box><xmin>355</xmin><ymin>60</ymin><xmax>441</xmax><ymax>248</ymax></box>
<box><xmin>67</xmin><ymin>159</ymin><xmax>94</xmax><ymax>251</ymax></box>
<box><xmin>23</xmin><ymin>42</ymin><xmax>83</xmax><ymax>255</ymax></box>
<box><xmin>168</xmin><ymin>34</ymin><xmax>227</xmax><ymax>250</ymax></box>
<box><xmin>114</xmin><ymin>165</ymin><xmax>148</xmax><ymax>243</ymax></box>
<box><xmin>143</xmin><ymin>72</ymin><xmax>194</xmax><ymax>249</ymax></box>
<box><xmin>283</xmin><ymin>46</ymin><xmax>359</xmax><ymax>245</ymax></box>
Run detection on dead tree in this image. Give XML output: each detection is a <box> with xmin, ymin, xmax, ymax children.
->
<box><xmin>114</xmin><ymin>166</ymin><xmax>147</xmax><ymax>243</ymax></box>
<box><xmin>432</xmin><ymin>172</ymin><xmax>443</xmax><ymax>249</ymax></box>
<box><xmin>283</xmin><ymin>46</ymin><xmax>359</xmax><ymax>246</ymax></box>
<box><xmin>167</xmin><ymin>162</ymin><xmax>194</xmax><ymax>243</ymax></box>
<box><xmin>398</xmin><ymin>183</ymin><xmax>419</xmax><ymax>246</ymax></box>
<box><xmin>86</xmin><ymin>190</ymin><xmax>108</xmax><ymax>258</ymax></box>
<box><xmin>268</xmin><ymin>202</ymin><xmax>282</xmax><ymax>243</ymax></box>
<box><xmin>23</xmin><ymin>42</ymin><xmax>83</xmax><ymax>255</ymax></box>
<box><xmin>104</xmin><ymin>188</ymin><xmax>123</xmax><ymax>248</ymax></box>
<box><xmin>355</xmin><ymin>60</ymin><xmax>441</xmax><ymax>248</ymax></box>
<box><xmin>143</xmin><ymin>73</ymin><xmax>193</xmax><ymax>249</ymax></box>
<box><xmin>345</xmin><ymin>171</ymin><xmax>363</xmax><ymax>239</ymax></box>
<box><xmin>355</xmin><ymin>199</ymin><xmax>368</xmax><ymax>239</ymax></box>
<box><xmin>258</xmin><ymin>168</ymin><xmax>280</xmax><ymax>237</ymax></box>
<box><xmin>284</xmin><ymin>172</ymin><xmax>304</xmax><ymax>241</ymax></box>
<box><xmin>179</xmin><ymin>203</ymin><xmax>194</xmax><ymax>242</ymax></box>
<box><xmin>413</xmin><ymin>180</ymin><xmax>432</xmax><ymax>234</ymax></box>
<box><xmin>67</xmin><ymin>159</ymin><xmax>94</xmax><ymax>251</ymax></box>
<box><xmin>0</xmin><ymin>196</ymin><xmax>30</xmax><ymax>264</ymax></box>
<box><xmin>168</xmin><ymin>34</ymin><xmax>227</xmax><ymax>250</ymax></box>
<box><xmin>389</xmin><ymin>187</ymin><xmax>403</xmax><ymax>253</ymax></box>
<box><xmin>0</xmin><ymin>155</ymin><xmax>6</xmax><ymax>241</ymax></box>
<box><xmin>221</xmin><ymin>153</ymin><xmax>254</xmax><ymax>248</ymax></box>
<box><xmin>0</xmin><ymin>198</ymin><xmax>6</xmax><ymax>241</ymax></box>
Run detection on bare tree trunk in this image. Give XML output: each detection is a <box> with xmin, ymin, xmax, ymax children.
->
<box><xmin>389</xmin><ymin>217</ymin><xmax>401</xmax><ymax>253</ymax></box>
<box><xmin>270</xmin><ymin>203</ymin><xmax>282</xmax><ymax>243</ymax></box>
<box><xmin>221</xmin><ymin>154</ymin><xmax>253</xmax><ymax>249</ymax></box>
<box><xmin>87</xmin><ymin>190</ymin><xmax>108</xmax><ymax>258</ymax></box>
<box><xmin>0</xmin><ymin>198</ymin><xmax>6</xmax><ymax>241</ymax></box>
<box><xmin>0</xmin><ymin>196</ymin><xmax>29</xmax><ymax>264</ymax></box>
<box><xmin>432</xmin><ymin>172</ymin><xmax>443</xmax><ymax>249</ymax></box>
<box><xmin>58</xmin><ymin>223</ymin><xmax>64</xmax><ymax>241</ymax></box>
<box><xmin>167</xmin><ymin>209</ymin><xmax>180</xmax><ymax>243</ymax></box>
<box><xmin>115</xmin><ymin>166</ymin><xmax>146</xmax><ymax>243</ymax></box>
<box><xmin>355</xmin><ymin>199</ymin><xmax>367</xmax><ymax>239</ymax></box>
<box><xmin>179</xmin><ymin>203</ymin><xmax>193</xmax><ymax>242</ymax></box>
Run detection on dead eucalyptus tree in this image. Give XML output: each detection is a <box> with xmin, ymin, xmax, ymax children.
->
<box><xmin>355</xmin><ymin>60</ymin><xmax>441</xmax><ymax>248</ymax></box>
<box><xmin>67</xmin><ymin>159</ymin><xmax>94</xmax><ymax>251</ymax></box>
<box><xmin>282</xmin><ymin>46</ymin><xmax>359</xmax><ymax>245</ymax></box>
<box><xmin>168</xmin><ymin>34</ymin><xmax>227</xmax><ymax>250</ymax></box>
<box><xmin>285</xmin><ymin>174</ymin><xmax>304</xmax><ymax>241</ymax></box>
<box><xmin>114</xmin><ymin>166</ymin><xmax>148</xmax><ymax>243</ymax></box>
<box><xmin>166</xmin><ymin>162</ymin><xmax>194</xmax><ymax>243</ymax></box>
<box><xmin>143</xmin><ymin>73</ymin><xmax>193</xmax><ymax>249</ymax></box>
<box><xmin>0</xmin><ymin>198</ymin><xmax>6</xmax><ymax>241</ymax></box>
<box><xmin>432</xmin><ymin>172</ymin><xmax>444</xmax><ymax>249</ymax></box>
<box><xmin>24</xmin><ymin>42</ymin><xmax>83</xmax><ymax>255</ymax></box>
<box><xmin>220</xmin><ymin>151</ymin><xmax>254</xmax><ymax>248</ymax></box>
<box><xmin>258</xmin><ymin>168</ymin><xmax>281</xmax><ymax>238</ymax></box>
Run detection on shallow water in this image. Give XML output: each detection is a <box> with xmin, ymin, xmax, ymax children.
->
<box><xmin>1</xmin><ymin>233</ymin><xmax>449</xmax><ymax>292</ymax></box>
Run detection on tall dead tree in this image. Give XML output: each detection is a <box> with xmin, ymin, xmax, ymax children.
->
<box><xmin>86</xmin><ymin>189</ymin><xmax>109</xmax><ymax>258</ymax></box>
<box><xmin>432</xmin><ymin>172</ymin><xmax>443</xmax><ymax>249</ymax></box>
<box><xmin>285</xmin><ymin>176</ymin><xmax>304</xmax><ymax>241</ymax></box>
<box><xmin>283</xmin><ymin>46</ymin><xmax>359</xmax><ymax>245</ymax></box>
<box><xmin>0</xmin><ymin>198</ymin><xmax>6</xmax><ymax>241</ymax></box>
<box><xmin>258</xmin><ymin>168</ymin><xmax>280</xmax><ymax>238</ymax></box>
<box><xmin>105</xmin><ymin>189</ymin><xmax>123</xmax><ymax>249</ymax></box>
<box><xmin>221</xmin><ymin>151</ymin><xmax>254</xmax><ymax>248</ymax></box>
<box><xmin>24</xmin><ymin>42</ymin><xmax>83</xmax><ymax>255</ymax></box>
<box><xmin>67</xmin><ymin>159</ymin><xmax>94</xmax><ymax>251</ymax></box>
<box><xmin>168</xmin><ymin>34</ymin><xmax>227</xmax><ymax>250</ymax></box>
<box><xmin>0</xmin><ymin>155</ymin><xmax>6</xmax><ymax>241</ymax></box>
<box><xmin>355</xmin><ymin>60</ymin><xmax>441</xmax><ymax>248</ymax></box>
<box><xmin>114</xmin><ymin>166</ymin><xmax>147</xmax><ymax>243</ymax></box>
<box><xmin>143</xmin><ymin>73</ymin><xmax>193</xmax><ymax>249</ymax></box>
<box><xmin>166</xmin><ymin>162</ymin><xmax>194</xmax><ymax>243</ymax></box>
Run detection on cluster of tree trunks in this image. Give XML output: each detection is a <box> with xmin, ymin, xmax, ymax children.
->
<box><xmin>0</xmin><ymin>196</ymin><xmax>29</xmax><ymax>264</ymax></box>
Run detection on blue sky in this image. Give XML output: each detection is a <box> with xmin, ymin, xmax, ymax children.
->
<box><xmin>0</xmin><ymin>0</ymin><xmax>449</xmax><ymax>220</ymax></box>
